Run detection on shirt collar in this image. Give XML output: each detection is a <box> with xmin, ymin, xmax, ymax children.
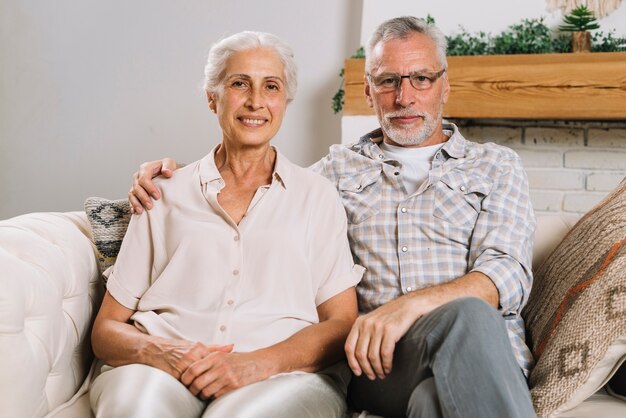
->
<box><xmin>355</xmin><ymin>122</ymin><xmax>467</xmax><ymax>160</ymax></box>
<box><xmin>199</xmin><ymin>145</ymin><xmax>289</xmax><ymax>189</ymax></box>
<box><xmin>439</xmin><ymin>123</ymin><xmax>466</xmax><ymax>159</ymax></box>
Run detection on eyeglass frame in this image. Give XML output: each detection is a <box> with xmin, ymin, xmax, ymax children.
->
<box><xmin>366</xmin><ymin>68</ymin><xmax>447</xmax><ymax>93</ymax></box>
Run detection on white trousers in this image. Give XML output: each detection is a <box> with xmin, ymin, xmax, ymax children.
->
<box><xmin>89</xmin><ymin>362</ymin><xmax>350</xmax><ymax>418</ymax></box>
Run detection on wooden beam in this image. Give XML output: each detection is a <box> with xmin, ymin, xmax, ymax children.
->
<box><xmin>343</xmin><ymin>52</ymin><xmax>626</xmax><ymax>119</ymax></box>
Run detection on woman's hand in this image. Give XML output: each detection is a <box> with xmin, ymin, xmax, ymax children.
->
<box><xmin>128</xmin><ymin>158</ymin><xmax>180</xmax><ymax>214</ymax></box>
<box><xmin>92</xmin><ymin>292</ymin><xmax>233</xmax><ymax>381</ymax></box>
<box><xmin>180</xmin><ymin>350</ymin><xmax>266</xmax><ymax>399</ymax></box>
<box><xmin>144</xmin><ymin>338</ymin><xmax>234</xmax><ymax>381</ymax></box>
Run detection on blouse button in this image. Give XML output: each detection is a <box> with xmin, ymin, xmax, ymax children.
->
<box><xmin>219</xmin><ymin>325</ymin><xmax>226</xmax><ymax>332</ymax></box>
<box><xmin>401</xmin><ymin>246</ymin><xmax>408</xmax><ymax>252</ymax></box>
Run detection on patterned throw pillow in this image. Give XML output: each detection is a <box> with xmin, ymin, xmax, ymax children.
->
<box><xmin>84</xmin><ymin>197</ymin><xmax>132</xmax><ymax>283</ymax></box>
<box><xmin>523</xmin><ymin>177</ymin><xmax>626</xmax><ymax>417</ymax></box>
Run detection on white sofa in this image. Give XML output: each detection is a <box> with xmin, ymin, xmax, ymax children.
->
<box><xmin>1</xmin><ymin>211</ymin><xmax>625</xmax><ymax>418</ymax></box>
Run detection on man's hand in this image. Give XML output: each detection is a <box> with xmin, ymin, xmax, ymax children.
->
<box><xmin>129</xmin><ymin>158</ymin><xmax>179</xmax><ymax>214</ymax></box>
<box><xmin>344</xmin><ymin>272</ymin><xmax>499</xmax><ymax>381</ymax></box>
<box><xmin>345</xmin><ymin>295</ymin><xmax>426</xmax><ymax>381</ymax></box>
<box><xmin>181</xmin><ymin>350</ymin><xmax>266</xmax><ymax>400</ymax></box>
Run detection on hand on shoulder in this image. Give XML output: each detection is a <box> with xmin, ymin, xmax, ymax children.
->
<box><xmin>128</xmin><ymin>158</ymin><xmax>180</xmax><ymax>213</ymax></box>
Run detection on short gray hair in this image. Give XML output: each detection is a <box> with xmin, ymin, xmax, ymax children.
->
<box><xmin>365</xmin><ymin>16</ymin><xmax>448</xmax><ymax>72</ymax></box>
<box><xmin>203</xmin><ymin>31</ymin><xmax>298</xmax><ymax>102</ymax></box>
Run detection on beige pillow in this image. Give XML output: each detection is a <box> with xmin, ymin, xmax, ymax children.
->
<box><xmin>523</xmin><ymin>177</ymin><xmax>626</xmax><ymax>417</ymax></box>
<box><xmin>84</xmin><ymin>197</ymin><xmax>132</xmax><ymax>283</ymax></box>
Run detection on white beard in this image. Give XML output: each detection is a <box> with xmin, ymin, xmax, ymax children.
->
<box><xmin>380</xmin><ymin>106</ymin><xmax>443</xmax><ymax>146</ymax></box>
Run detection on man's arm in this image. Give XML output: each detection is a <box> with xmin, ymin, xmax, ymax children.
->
<box><xmin>345</xmin><ymin>271</ymin><xmax>497</xmax><ymax>381</ymax></box>
<box><xmin>181</xmin><ymin>287</ymin><xmax>358</xmax><ymax>399</ymax></box>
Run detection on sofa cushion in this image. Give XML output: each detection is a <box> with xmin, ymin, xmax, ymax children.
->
<box><xmin>84</xmin><ymin>197</ymin><xmax>131</xmax><ymax>283</ymax></box>
<box><xmin>523</xmin><ymin>177</ymin><xmax>626</xmax><ymax>417</ymax></box>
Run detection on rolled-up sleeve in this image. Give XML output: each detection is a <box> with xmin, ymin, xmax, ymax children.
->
<box><xmin>106</xmin><ymin>207</ymin><xmax>163</xmax><ymax>310</ymax></box>
<box><xmin>469</xmin><ymin>155</ymin><xmax>535</xmax><ymax>316</ymax></box>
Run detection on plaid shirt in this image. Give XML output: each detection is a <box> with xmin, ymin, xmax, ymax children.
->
<box><xmin>310</xmin><ymin>123</ymin><xmax>536</xmax><ymax>375</ymax></box>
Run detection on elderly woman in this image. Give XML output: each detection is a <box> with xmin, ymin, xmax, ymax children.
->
<box><xmin>89</xmin><ymin>31</ymin><xmax>363</xmax><ymax>418</ymax></box>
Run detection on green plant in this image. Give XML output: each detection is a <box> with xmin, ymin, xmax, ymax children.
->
<box><xmin>592</xmin><ymin>30</ymin><xmax>626</xmax><ymax>52</ymax></box>
<box><xmin>447</xmin><ymin>29</ymin><xmax>491</xmax><ymax>56</ymax></box>
<box><xmin>492</xmin><ymin>18</ymin><xmax>554</xmax><ymax>54</ymax></box>
<box><xmin>558</xmin><ymin>5</ymin><xmax>600</xmax><ymax>32</ymax></box>
<box><xmin>552</xmin><ymin>34</ymin><xmax>573</xmax><ymax>53</ymax></box>
<box><xmin>446</xmin><ymin>19</ymin><xmax>573</xmax><ymax>56</ymax></box>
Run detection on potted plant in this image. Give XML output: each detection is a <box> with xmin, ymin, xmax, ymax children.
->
<box><xmin>558</xmin><ymin>4</ymin><xmax>600</xmax><ymax>53</ymax></box>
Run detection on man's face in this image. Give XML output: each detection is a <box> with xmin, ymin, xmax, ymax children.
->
<box><xmin>365</xmin><ymin>32</ymin><xmax>450</xmax><ymax>147</ymax></box>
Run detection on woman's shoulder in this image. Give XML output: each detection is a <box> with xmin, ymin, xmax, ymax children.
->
<box><xmin>151</xmin><ymin>159</ymin><xmax>204</xmax><ymax>206</ymax></box>
<box><xmin>284</xmin><ymin>158</ymin><xmax>337</xmax><ymax>193</ymax></box>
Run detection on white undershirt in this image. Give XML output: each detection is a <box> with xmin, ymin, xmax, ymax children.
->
<box><xmin>379</xmin><ymin>141</ymin><xmax>445</xmax><ymax>195</ymax></box>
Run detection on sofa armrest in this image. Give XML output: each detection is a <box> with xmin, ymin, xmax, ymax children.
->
<box><xmin>0</xmin><ymin>212</ymin><xmax>103</xmax><ymax>417</ymax></box>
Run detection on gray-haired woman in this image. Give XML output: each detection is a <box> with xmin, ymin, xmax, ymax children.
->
<box><xmin>89</xmin><ymin>31</ymin><xmax>363</xmax><ymax>418</ymax></box>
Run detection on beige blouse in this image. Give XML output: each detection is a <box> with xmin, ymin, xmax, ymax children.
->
<box><xmin>107</xmin><ymin>147</ymin><xmax>364</xmax><ymax>352</ymax></box>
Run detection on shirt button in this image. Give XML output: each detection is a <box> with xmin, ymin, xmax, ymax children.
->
<box><xmin>233</xmin><ymin>269</ymin><xmax>239</xmax><ymax>276</ymax></box>
<box><xmin>219</xmin><ymin>325</ymin><xmax>226</xmax><ymax>332</ymax></box>
<box><xmin>234</xmin><ymin>235</ymin><xmax>240</xmax><ymax>241</ymax></box>
<box><xmin>401</xmin><ymin>207</ymin><xmax>407</xmax><ymax>213</ymax></box>
<box><xmin>406</xmin><ymin>286</ymin><xmax>412</xmax><ymax>292</ymax></box>
<box><xmin>394</xmin><ymin>171</ymin><xmax>400</xmax><ymax>176</ymax></box>
<box><xmin>227</xmin><ymin>300</ymin><xmax>234</xmax><ymax>306</ymax></box>
<box><xmin>379</xmin><ymin>154</ymin><xmax>384</xmax><ymax>160</ymax></box>
<box><xmin>460</xmin><ymin>185</ymin><xmax>467</xmax><ymax>192</ymax></box>
<box><xmin>401</xmin><ymin>246</ymin><xmax>408</xmax><ymax>252</ymax></box>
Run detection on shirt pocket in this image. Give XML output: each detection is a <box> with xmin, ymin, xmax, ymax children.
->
<box><xmin>433</xmin><ymin>171</ymin><xmax>492</xmax><ymax>226</ymax></box>
<box><xmin>338</xmin><ymin>168</ymin><xmax>382</xmax><ymax>224</ymax></box>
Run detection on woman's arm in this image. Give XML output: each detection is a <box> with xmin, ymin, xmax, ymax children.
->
<box><xmin>181</xmin><ymin>287</ymin><xmax>358</xmax><ymax>399</ymax></box>
<box><xmin>92</xmin><ymin>291</ymin><xmax>232</xmax><ymax>380</ymax></box>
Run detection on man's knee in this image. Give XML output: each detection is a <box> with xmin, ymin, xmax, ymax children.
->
<box><xmin>442</xmin><ymin>297</ymin><xmax>501</xmax><ymax>327</ymax></box>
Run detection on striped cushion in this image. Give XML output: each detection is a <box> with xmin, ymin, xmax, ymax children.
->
<box><xmin>523</xmin><ymin>176</ymin><xmax>626</xmax><ymax>417</ymax></box>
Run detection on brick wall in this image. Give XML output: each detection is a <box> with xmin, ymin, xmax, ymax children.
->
<box><xmin>452</xmin><ymin>120</ymin><xmax>626</xmax><ymax>216</ymax></box>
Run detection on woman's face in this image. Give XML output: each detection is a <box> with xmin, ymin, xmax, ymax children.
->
<box><xmin>209</xmin><ymin>47</ymin><xmax>288</xmax><ymax>148</ymax></box>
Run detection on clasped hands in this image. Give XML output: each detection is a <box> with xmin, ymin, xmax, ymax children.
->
<box><xmin>154</xmin><ymin>339</ymin><xmax>263</xmax><ymax>400</ymax></box>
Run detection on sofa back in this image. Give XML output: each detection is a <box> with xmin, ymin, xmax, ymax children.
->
<box><xmin>0</xmin><ymin>212</ymin><xmax>102</xmax><ymax>417</ymax></box>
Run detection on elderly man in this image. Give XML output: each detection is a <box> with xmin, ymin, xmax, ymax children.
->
<box><xmin>130</xmin><ymin>17</ymin><xmax>537</xmax><ymax>418</ymax></box>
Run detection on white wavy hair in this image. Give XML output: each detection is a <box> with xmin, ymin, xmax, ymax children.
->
<box><xmin>203</xmin><ymin>31</ymin><xmax>297</xmax><ymax>102</ymax></box>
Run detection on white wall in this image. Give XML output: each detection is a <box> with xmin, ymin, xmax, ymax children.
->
<box><xmin>0</xmin><ymin>0</ymin><xmax>363</xmax><ymax>219</ymax></box>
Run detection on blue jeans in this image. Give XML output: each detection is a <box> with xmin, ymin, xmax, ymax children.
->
<box><xmin>348</xmin><ymin>297</ymin><xmax>536</xmax><ymax>418</ymax></box>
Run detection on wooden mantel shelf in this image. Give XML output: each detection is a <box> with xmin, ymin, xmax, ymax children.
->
<box><xmin>344</xmin><ymin>52</ymin><xmax>626</xmax><ymax>119</ymax></box>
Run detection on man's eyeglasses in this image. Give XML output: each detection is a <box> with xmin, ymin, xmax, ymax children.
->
<box><xmin>367</xmin><ymin>69</ymin><xmax>446</xmax><ymax>93</ymax></box>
